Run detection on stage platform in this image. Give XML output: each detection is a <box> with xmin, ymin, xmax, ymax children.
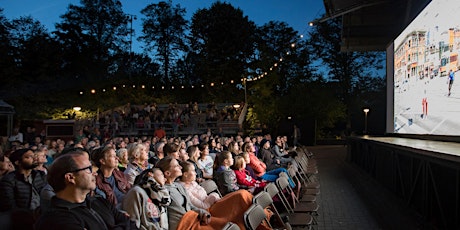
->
<box><xmin>347</xmin><ymin>136</ymin><xmax>460</xmax><ymax>229</ymax></box>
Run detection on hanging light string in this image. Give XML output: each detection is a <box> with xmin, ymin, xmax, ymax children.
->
<box><xmin>79</xmin><ymin>34</ymin><xmax>304</xmax><ymax>95</ymax></box>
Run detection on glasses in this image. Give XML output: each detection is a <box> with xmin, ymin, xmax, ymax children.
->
<box><xmin>68</xmin><ymin>165</ymin><xmax>93</xmax><ymax>174</ymax></box>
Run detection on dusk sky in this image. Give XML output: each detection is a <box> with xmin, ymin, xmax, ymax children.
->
<box><xmin>1</xmin><ymin>0</ymin><xmax>325</xmax><ymax>52</ymax></box>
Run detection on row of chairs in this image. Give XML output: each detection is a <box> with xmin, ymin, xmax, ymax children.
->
<box><xmin>222</xmin><ymin>146</ymin><xmax>321</xmax><ymax>230</ymax></box>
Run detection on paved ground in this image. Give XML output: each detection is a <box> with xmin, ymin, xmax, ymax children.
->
<box><xmin>306</xmin><ymin>145</ymin><xmax>424</xmax><ymax>230</ymax></box>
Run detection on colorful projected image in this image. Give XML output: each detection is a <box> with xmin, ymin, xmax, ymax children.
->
<box><xmin>394</xmin><ymin>0</ymin><xmax>460</xmax><ymax>135</ymax></box>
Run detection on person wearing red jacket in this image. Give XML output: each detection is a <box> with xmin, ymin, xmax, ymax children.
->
<box><xmin>243</xmin><ymin>142</ymin><xmax>295</xmax><ymax>188</ymax></box>
<box><xmin>233</xmin><ymin>155</ymin><xmax>266</xmax><ymax>194</ymax></box>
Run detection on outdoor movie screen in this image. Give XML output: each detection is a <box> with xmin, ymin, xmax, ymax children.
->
<box><xmin>393</xmin><ymin>0</ymin><xmax>460</xmax><ymax>135</ymax></box>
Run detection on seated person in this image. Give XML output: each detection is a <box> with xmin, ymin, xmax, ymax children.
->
<box><xmin>36</xmin><ymin>150</ymin><xmax>135</xmax><ymax>229</ymax></box>
<box><xmin>242</xmin><ymin>142</ymin><xmax>296</xmax><ymax>188</ymax></box>
<box><xmin>178</xmin><ymin>161</ymin><xmax>220</xmax><ymax>209</ymax></box>
<box><xmin>197</xmin><ymin>142</ymin><xmax>213</xmax><ymax>179</ymax></box>
<box><xmin>186</xmin><ymin>145</ymin><xmax>205</xmax><ymax>183</ymax></box>
<box><xmin>92</xmin><ymin>146</ymin><xmax>131</xmax><ymax>208</ymax></box>
<box><xmin>157</xmin><ymin>156</ymin><xmax>254</xmax><ymax>230</ymax></box>
<box><xmin>233</xmin><ymin>156</ymin><xmax>266</xmax><ymax>194</ymax></box>
<box><xmin>122</xmin><ymin>168</ymin><xmax>171</xmax><ymax>230</ymax></box>
<box><xmin>213</xmin><ymin>151</ymin><xmax>240</xmax><ymax>195</ymax></box>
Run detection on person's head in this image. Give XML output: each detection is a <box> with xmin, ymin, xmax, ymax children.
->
<box><xmin>198</xmin><ymin>142</ymin><xmax>209</xmax><ymax>157</ymax></box>
<box><xmin>242</xmin><ymin>142</ymin><xmax>255</xmax><ymax>154</ymax></box>
<box><xmin>187</xmin><ymin>145</ymin><xmax>200</xmax><ymax>162</ymax></box>
<box><xmin>127</xmin><ymin>143</ymin><xmax>148</xmax><ymax>163</ymax></box>
<box><xmin>9</xmin><ymin>148</ymin><xmax>38</xmax><ymax>170</ymax></box>
<box><xmin>0</xmin><ymin>154</ymin><xmax>14</xmax><ymax>176</ymax></box>
<box><xmin>92</xmin><ymin>146</ymin><xmax>118</xmax><ymax>169</ymax></box>
<box><xmin>179</xmin><ymin>161</ymin><xmax>196</xmax><ymax>183</ymax></box>
<box><xmin>241</xmin><ymin>152</ymin><xmax>251</xmax><ymax>165</ymax></box>
<box><xmin>155</xmin><ymin>141</ymin><xmax>165</xmax><ymax>157</ymax></box>
<box><xmin>260</xmin><ymin>139</ymin><xmax>270</xmax><ymax>150</ymax></box>
<box><xmin>47</xmin><ymin>152</ymin><xmax>95</xmax><ymax>194</ymax></box>
<box><xmin>217</xmin><ymin>151</ymin><xmax>233</xmax><ymax>167</ymax></box>
<box><xmin>116</xmin><ymin>148</ymin><xmax>129</xmax><ymax>165</ymax></box>
<box><xmin>152</xmin><ymin>168</ymin><xmax>166</xmax><ymax>186</ymax></box>
<box><xmin>233</xmin><ymin>155</ymin><xmax>246</xmax><ymax>170</ymax></box>
<box><xmin>228</xmin><ymin>141</ymin><xmax>239</xmax><ymax>155</ymax></box>
<box><xmin>163</xmin><ymin>142</ymin><xmax>180</xmax><ymax>159</ymax></box>
<box><xmin>178</xmin><ymin>148</ymin><xmax>189</xmax><ymax>162</ymax></box>
<box><xmin>34</xmin><ymin>146</ymin><xmax>48</xmax><ymax>165</ymax></box>
<box><xmin>156</xmin><ymin>156</ymin><xmax>182</xmax><ymax>183</ymax></box>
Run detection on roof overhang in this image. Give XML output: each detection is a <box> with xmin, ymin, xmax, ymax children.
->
<box><xmin>317</xmin><ymin>0</ymin><xmax>432</xmax><ymax>52</ymax></box>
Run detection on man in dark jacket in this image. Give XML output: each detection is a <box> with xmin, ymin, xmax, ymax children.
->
<box><xmin>35</xmin><ymin>150</ymin><xmax>136</xmax><ymax>229</ymax></box>
<box><xmin>0</xmin><ymin>148</ymin><xmax>47</xmax><ymax>212</ymax></box>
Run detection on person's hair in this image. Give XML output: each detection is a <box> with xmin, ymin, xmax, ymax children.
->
<box><xmin>155</xmin><ymin>142</ymin><xmax>165</xmax><ymax>154</ymax></box>
<box><xmin>47</xmin><ymin>152</ymin><xmax>85</xmax><ymax>192</ymax></box>
<box><xmin>217</xmin><ymin>151</ymin><xmax>232</xmax><ymax>166</ymax></box>
<box><xmin>242</xmin><ymin>142</ymin><xmax>252</xmax><ymax>154</ymax></box>
<box><xmin>241</xmin><ymin>152</ymin><xmax>249</xmax><ymax>160</ymax></box>
<box><xmin>127</xmin><ymin>143</ymin><xmax>145</xmax><ymax>162</ymax></box>
<box><xmin>133</xmin><ymin>168</ymin><xmax>154</xmax><ymax>185</ymax></box>
<box><xmin>228</xmin><ymin>141</ymin><xmax>239</xmax><ymax>154</ymax></box>
<box><xmin>186</xmin><ymin>145</ymin><xmax>199</xmax><ymax>162</ymax></box>
<box><xmin>156</xmin><ymin>156</ymin><xmax>175</xmax><ymax>174</ymax></box>
<box><xmin>179</xmin><ymin>160</ymin><xmax>193</xmax><ymax>174</ymax></box>
<box><xmin>233</xmin><ymin>155</ymin><xmax>245</xmax><ymax>170</ymax></box>
<box><xmin>198</xmin><ymin>142</ymin><xmax>208</xmax><ymax>152</ymax></box>
<box><xmin>116</xmin><ymin>148</ymin><xmax>128</xmax><ymax>159</ymax></box>
<box><xmin>91</xmin><ymin>146</ymin><xmax>115</xmax><ymax>168</ymax></box>
<box><xmin>163</xmin><ymin>142</ymin><xmax>179</xmax><ymax>155</ymax></box>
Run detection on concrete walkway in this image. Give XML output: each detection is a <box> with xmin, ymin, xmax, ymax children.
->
<box><xmin>307</xmin><ymin>145</ymin><xmax>423</xmax><ymax>230</ymax></box>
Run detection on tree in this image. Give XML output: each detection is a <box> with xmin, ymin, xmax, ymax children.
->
<box><xmin>54</xmin><ymin>0</ymin><xmax>130</xmax><ymax>85</ymax></box>
<box><xmin>0</xmin><ymin>9</ymin><xmax>14</xmax><ymax>96</ymax></box>
<box><xmin>308</xmin><ymin>17</ymin><xmax>385</xmax><ymax>133</ymax></box>
<box><xmin>190</xmin><ymin>1</ymin><xmax>256</xmax><ymax>101</ymax></box>
<box><xmin>140</xmin><ymin>0</ymin><xmax>188</xmax><ymax>83</ymax></box>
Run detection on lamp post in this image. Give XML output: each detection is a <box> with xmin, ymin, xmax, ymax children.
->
<box><xmin>127</xmin><ymin>14</ymin><xmax>137</xmax><ymax>56</ymax></box>
<box><xmin>363</xmin><ymin>108</ymin><xmax>370</xmax><ymax>134</ymax></box>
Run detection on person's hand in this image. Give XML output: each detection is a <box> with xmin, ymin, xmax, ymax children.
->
<box><xmin>199</xmin><ymin>212</ymin><xmax>211</xmax><ymax>225</ymax></box>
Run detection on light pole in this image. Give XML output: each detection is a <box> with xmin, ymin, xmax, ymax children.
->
<box><xmin>127</xmin><ymin>14</ymin><xmax>137</xmax><ymax>56</ymax></box>
<box><xmin>363</xmin><ymin>108</ymin><xmax>370</xmax><ymax>134</ymax></box>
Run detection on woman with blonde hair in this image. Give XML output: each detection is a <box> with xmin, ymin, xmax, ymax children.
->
<box><xmin>227</xmin><ymin>141</ymin><xmax>240</xmax><ymax>157</ymax></box>
<box><xmin>186</xmin><ymin>145</ymin><xmax>205</xmax><ymax>183</ymax></box>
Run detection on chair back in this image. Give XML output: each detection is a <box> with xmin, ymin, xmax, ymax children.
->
<box><xmin>253</xmin><ymin>191</ymin><xmax>273</xmax><ymax>208</ymax></box>
<box><xmin>222</xmin><ymin>221</ymin><xmax>240</xmax><ymax>230</ymax></box>
<box><xmin>200</xmin><ymin>179</ymin><xmax>222</xmax><ymax>197</ymax></box>
<box><xmin>244</xmin><ymin>204</ymin><xmax>267</xmax><ymax>230</ymax></box>
<box><xmin>264</xmin><ymin>182</ymin><xmax>279</xmax><ymax>197</ymax></box>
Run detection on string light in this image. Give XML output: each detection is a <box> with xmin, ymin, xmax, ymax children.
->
<box><xmin>77</xmin><ymin>34</ymin><xmax>305</xmax><ymax>95</ymax></box>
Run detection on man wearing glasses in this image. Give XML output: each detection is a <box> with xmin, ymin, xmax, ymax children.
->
<box><xmin>36</xmin><ymin>150</ymin><xmax>136</xmax><ymax>229</ymax></box>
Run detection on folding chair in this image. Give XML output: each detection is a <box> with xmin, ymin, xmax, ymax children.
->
<box><xmin>222</xmin><ymin>221</ymin><xmax>240</xmax><ymax>230</ymax></box>
<box><xmin>280</xmin><ymin>171</ymin><xmax>317</xmax><ymax>202</ymax></box>
<box><xmin>244</xmin><ymin>204</ymin><xmax>268</xmax><ymax>230</ymax></box>
<box><xmin>253</xmin><ymin>191</ymin><xmax>291</xmax><ymax>230</ymax></box>
<box><xmin>276</xmin><ymin>176</ymin><xmax>319</xmax><ymax>222</ymax></box>
<box><xmin>264</xmin><ymin>183</ymin><xmax>313</xmax><ymax>229</ymax></box>
<box><xmin>287</xmin><ymin>166</ymin><xmax>320</xmax><ymax>190</ymax></box>
<box><xmin>200</xmin><ymin>179</ymin><xmax>222</xmax><ymax>197</ymax></box>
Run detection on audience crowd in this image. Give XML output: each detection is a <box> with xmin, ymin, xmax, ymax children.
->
<box><xmin>0</xmin><ymin>121</ymin><xmax>302</xmax><ymax>230</ymax></box>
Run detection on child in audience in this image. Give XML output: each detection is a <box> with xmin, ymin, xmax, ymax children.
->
<box><xmin>213</xmin><ymin>151</ymin><xmax>240</xmax><ymax>195</ymax></box>
<box><xmin>233</xmin><ymin>155</ymin><xmax>266</xmax><ymax>194</ymax></box>
<box><xmin>122</xmin><ymin>168</ymin><xmax>171</xmax><ymax>230</ymax></box>
<box><xmin>178</xmin><ymin>161</ymin><xmax>221</xmax><ymax>209</ymax></box>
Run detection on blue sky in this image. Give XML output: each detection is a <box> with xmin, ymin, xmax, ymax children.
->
<box><xmin>1</xmin><ymin>0</ymin><xmax>325</xmax><ymax>52</ymax></box>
